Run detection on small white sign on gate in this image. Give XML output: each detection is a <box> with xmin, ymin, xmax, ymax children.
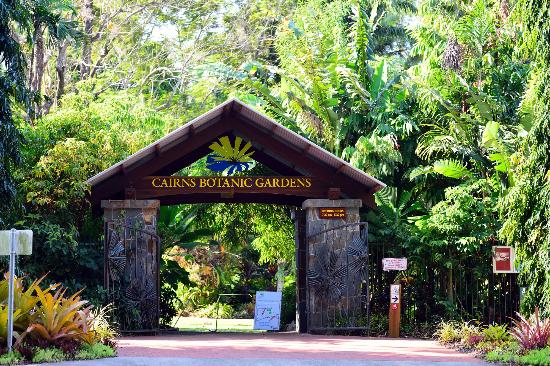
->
<box><xmin>253</xmin><ymin>291</ymin><xmax>282</xmax><ymax>331</ymax></box>
<box><xmin>382</xmin><ymin>257</ymin><xmax>407</xmax><ymax>271</ymax></box>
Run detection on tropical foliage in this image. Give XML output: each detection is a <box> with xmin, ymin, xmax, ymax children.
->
<box><xmin>0</xmin><ymin>273</ymin><xmax>116</xmax><ymax>363</ymax></box>
<box><xmin>435</xmin><ymin>308</ymin><xmax>550</xmax><ymax>365</ymax></box>
<box><xmin>0</xmin><ymin>0</ymin><xmax>548</xmax><ymax>336</ymax></box>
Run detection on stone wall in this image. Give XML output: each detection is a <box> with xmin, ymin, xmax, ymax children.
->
<box><xmin>302</xmin><ymin>199</ymin><xmax>364</xmax><ymax>331</ymax></box>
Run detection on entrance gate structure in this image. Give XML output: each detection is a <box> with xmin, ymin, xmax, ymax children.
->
<box><xmin>87</xmin><ymin>99</ymin><xmax>385</xmax><ymax>333</ymax></box>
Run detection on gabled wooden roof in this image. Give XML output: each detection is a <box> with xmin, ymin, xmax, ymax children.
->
<box><xmin>87</xmin><ymin>98</ymin><xmax>385</xmax><ymax>207</ymax></box>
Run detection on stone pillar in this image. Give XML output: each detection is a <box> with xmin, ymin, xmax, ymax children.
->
<box><xmin>102</xmin><ymin>200</ymin><xmax>160</xmax><ymax>331</ymax></box>
<box><xmin>302</xmin><ymin>199</ymin><xmax>363</xmax><ymax>332</ymax></box>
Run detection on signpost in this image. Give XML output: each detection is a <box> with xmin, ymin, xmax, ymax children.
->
<box><xmin>253</xmin><ymin>291</ymin><xmax>282</xmax><ymax>331</ymax></box>
<box><xmin>382</xmin><ymin>258</ymin><xmax>407</xmax><ymax>271</ymax></box>
<box><xmin>389</xmin><ymin>284</ymin><xmax>401</xmax><ymax>338</ymax></box>
<box><xmin>382</xmin><ymin>258</ymin><xmax>406</xmax><ymax>338</ymax></box>
<box><xmin>0</xmin><ymin>229</ymin><xmax>33</xmax><ymax>351</ymax></box>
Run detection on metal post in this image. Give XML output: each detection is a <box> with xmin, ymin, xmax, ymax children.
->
<box><xmin>7</xmin><ymin>229</ymin><xmax>16</xmax><ymax>351</ymax></box>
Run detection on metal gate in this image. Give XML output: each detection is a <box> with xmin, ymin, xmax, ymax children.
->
<box><xmin>104</xmin><ymin>213</ymin><xmax>160</xmax><ymax>332</ymax></box>
<box><xmin>306</xmin><ymin>222</ymin><xmax>370</xmax><ymax>333</ymax></box>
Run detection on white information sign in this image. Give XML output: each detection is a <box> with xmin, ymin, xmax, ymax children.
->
<box><xmin>382</xmin><ymin>257</ymin><xmax>407</xmax><ymax>271</ymax></box>
<box><xmin>390</xmin><ymin>285</ymin><xmax>400</xmax><ymax>304</ymax></box>
<box><xmin>0</xmin><ymin>229</ymin><xmax>33</xmax><ymax>352</ymax></box>
<box><xmin>0</xmin><ymin>230</ymin><xmax>33</xmax><ymax>255</ymax></box>
<box><xmin>253</xmin><ymin>291</ymin><xmax>282</xmax><ymax>331</ymax></box>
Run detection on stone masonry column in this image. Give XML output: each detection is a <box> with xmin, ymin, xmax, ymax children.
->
<box><xmin>302</xmin><ymin>199</ymin><xmax>362</xmax><ymax>332</ymax></box>
<box><xmin>102</xmin><ymin>200</ymin><xmax>160</xmax><ymax>331</ymax></box>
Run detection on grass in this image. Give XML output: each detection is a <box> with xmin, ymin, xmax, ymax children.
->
<box><xmin>172</xmin><ymin>316</ymin><xmax>265</xmax><ymax>333</ymax></box>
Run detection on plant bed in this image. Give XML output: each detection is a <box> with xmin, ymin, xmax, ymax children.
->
<box><xmin>433</xmin><ymin>308</ymin><xmax>550</xmax><ymax>366</ymax></box>
<box><xmin>0</xmin><ymin>273</ymin><xmax>118</xmax><ymax>364</ymax></box>
<box><xmin>0</xmin><ymin>342</ymin><xmax>117</xmax><ymax>364</ymax></box>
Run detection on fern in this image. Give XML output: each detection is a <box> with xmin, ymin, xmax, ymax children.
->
<box><xmin>433</xmin><ymin>159</ymin><xmax>474</xmax><ymax>179</ymax></box>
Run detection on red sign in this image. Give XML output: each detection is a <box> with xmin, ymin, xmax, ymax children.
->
<box><xmin>492</xmin><ymin>246</ymin><xmax>516</xmax><ymax>273</ymax></box>
<box><xmin>319</xmin><ymin>208</ymin><xmax>346</xmax><ymax>219</ymax></box>
<box><xmin>391</xmin><ymin>303</ymin><xmax>398</xmax><ymax>310</ymax></box>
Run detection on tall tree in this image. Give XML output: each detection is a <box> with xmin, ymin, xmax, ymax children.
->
<box><xmin>80</xmin><ymin>0</ymin><xmax>93</xmax><ymax>79</ymax></box>
<box><xmin>0</xmin><ymin>0</ymin><xmax>32</xmax><ymax>220</ymax></box>
<box><xmin>500</xmin><ymin>0</ymin><xmax>550</xmax><ymax>317</ymax></box>
<box><xmin>27</xmin><ymin>0</ymin><xmax>78</xmax><ymax>118</ymax></box>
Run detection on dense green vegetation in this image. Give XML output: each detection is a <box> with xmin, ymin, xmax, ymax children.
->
<box><xmin>0</xmin><ymin>0</ymin><xmax>548</xmax><ymax>329</ymax></box>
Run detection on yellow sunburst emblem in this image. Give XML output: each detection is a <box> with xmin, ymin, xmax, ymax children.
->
<box><xmin>206</xmin><ymin>136</ymin><xmax>255</xmax><ymax>174</ymax></box>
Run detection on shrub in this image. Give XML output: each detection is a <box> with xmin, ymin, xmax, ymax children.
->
<box><xmin>517</xmin><ymin>347</ymin><xmax>550</xmax><ymax>366</ymax></box>
<box><xmin>88</xmin><ymin>304</ymin><xmax>118</xmax><ymax>343</ymax></box>
<box><xmin>464</xmin><ymin>334</ymin><xmax>484</xmax><ymax>348</ymax></box>
<box><xmin>54</xmin><ymin>339</ymin><xmax>81</xmax><ymax>358</ymax></box>
<box><xmin>24</xmin><ymin>285</ymin><xmax>92</xmax><ymax>344</ymax></box>
<box><xmin>458</xmin><ymin>322</ymin><xmax>482</xmax><ymax>347</ymax></box>
<box><xmin>511</xmin><ymin>307</ymin><xmax>550</xmax><ymax>351</ymax></box>
<box><xmin>194</xmin><ymin>303</ymin><xmax>234</xmax><ymax>319</ymax></box>
<box><xmin>0</xmin><ymin>351</ymin><xmax>23</xmax><ymax>365</ymax></box>
<box><xmin>75</xmin><ymin>343</ymin><xmax>116</xmax><ymax>360</ymax></box>
<box><xmin>485</xmin><ymin>349</ymin><xmax>516</xmax><ymax>363</ymax></box>
<box><xmin>482</xmin><ymin>324</ymin><xmax>511</xmax><ymax>342</ymax></box>
<box><xmin>434</xmin><ymin>321</ymin><xmax>461</xmax><ymax>343</ymax></box>
<box><xmin>476</xmin><ymin>337</ymin><xmax>520</xmax><ymax>355</ymax></box>
<box><xmin>475</xmin><ymin>340</ymin><xmax>497</xmax><ymax>353</ymax></box>
<box><xmin>0</xmin><ymin>274</ymin><xmax>46</xmax><ymax>331</ymax></box>
<box><xmin>368</xmin><ymin>314</ymin><xmax>389</xmax><ymax>336</ymax></box>
<box><xmin>32</xmin><ymin>348</ymin><xmax>65</xmax><ymax>363</ymax></box>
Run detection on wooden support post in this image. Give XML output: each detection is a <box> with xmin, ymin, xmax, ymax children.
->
<box><xmin>388</xmin><ymin>284</ymin><xmax>401</xmax><ymax>338</ymax></box>
<box><xmin>293</xmin><ymin>208</ymin><xmax>307</xmax><ymax>333</ymax></box>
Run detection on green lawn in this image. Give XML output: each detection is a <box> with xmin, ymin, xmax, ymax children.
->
<box><xmin>172</xmin><ymin>316</ymin><xmax>264</xmax><ymax>333</ymax></box>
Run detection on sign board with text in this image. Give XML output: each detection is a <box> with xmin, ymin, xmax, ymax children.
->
<box><xmin>319</xmin><ymin>207</ymin><xmax>346</xmax><ymax>219</ymax></box>
<box><xmin>253</xmin><ymin>291</ymin><xmax>282</xmax><ymax>331</ymax></box>
<box><xmin>382</xmin><ymin>257</ymin><xmax>407</xmax><ymax>271</ymax></box>
<box><xmin>492</xmin><ymin>246</ymin><xmax>517</xmax><ymax>273</ymax></box>
<box><xmin>390</xmin><ymin>284</ymin><xmax>400</xmax><ymax>304</ymax></box>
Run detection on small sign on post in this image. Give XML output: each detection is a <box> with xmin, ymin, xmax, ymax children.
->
<box><xmin>389</xmin><ymin>284</ymin><xmax>401</xmax><ymax>338</ymax></box>
<box><xmin>0</xmin><ymin>229</ymin><xmax>33</xmax><ymax>351</ymax></box>
<box><xmin>319</xmin><ymin>207</ymin><xmax>346</xmax><ymax>219</ymax></box>
<box><xmin>492</xmin><ymin>246</ymin><xmax>517</xmax><ymax>273</ymax></box>
<box><xmin>382</xmin><ymin>257</ymin><xmax>407</xmax><ymax>271</ymax></box>
<box><xmin>253</xmin><ymin>291</ymin><xmax>282</xmax><ymax>331</ymax></box>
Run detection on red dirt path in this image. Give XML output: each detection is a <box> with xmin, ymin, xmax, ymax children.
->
<box><xmin>117</xmin><ymin>333</ymin><xmax>483</xmax><ymax>362</ymax></box>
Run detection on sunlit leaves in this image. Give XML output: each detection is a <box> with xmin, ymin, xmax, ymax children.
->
<box><xmin>433</xmin><ymin>159</ymin><xmax>473</xmax><ymax>179</ymax></box>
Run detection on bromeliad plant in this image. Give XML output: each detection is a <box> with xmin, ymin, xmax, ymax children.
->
<box><xmin>0</xmin><ymin>272</ymin><xmax>117</xmax><ymax>362</ymax></box>
<box><xmin>0</xmin><ymin>274</ymin><xmax>51</xmax><ymax>331</ymax></box>
<box><xmin>21</xmin><ymin>285</ymin><xmax>95</xmax><ymax>344</ymax></box>
<box><xmin>510</xmin><ymin>307</ymin><xmax>550</xmax><ymax>351</ymax></box>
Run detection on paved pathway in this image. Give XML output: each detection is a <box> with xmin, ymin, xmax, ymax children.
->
<box><xmin>38</xmin><ymin>333</ymin><xmax>489</xmax><ymax>366</ymax></box>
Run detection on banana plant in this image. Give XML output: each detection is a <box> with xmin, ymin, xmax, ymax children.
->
<box><xmin>159</xmin><ymin>205</ymin><xmax>218</xmax><ymax>255</ymax></box>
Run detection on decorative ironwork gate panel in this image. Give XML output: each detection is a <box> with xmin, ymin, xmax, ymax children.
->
<box><xmin>105</xmin><ymin>213</ymin><xmax>160</xmax><ymax>332</ymax></box>
<box><xmin>306</xmin><ymin>223</ymin><xmax>370</xmax><ymax>333</ymax></box>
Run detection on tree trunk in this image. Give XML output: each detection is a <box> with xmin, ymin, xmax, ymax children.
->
<box><xmin>81</xmin><ymin>0</ymin><xmax>94</xmax><ymax>79</ymax></box>
<box><xmin>31</xmin><ymin>22</ymin><xmax>45</xmax><ymax>119</ymax></box>
<box><xmin>276</xmin><ymin>263</ymin><xmax>285</xmax><ymax>292</ymax></box>
<box><xmin>56</xmin><ymin>41</ymin><xmax>68</xmax><ymax>104</ymax></box>
<box><xmin>447</xmin><ymin>265</ymin><xmax>454</xmax><ymax>305</ymax></box>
